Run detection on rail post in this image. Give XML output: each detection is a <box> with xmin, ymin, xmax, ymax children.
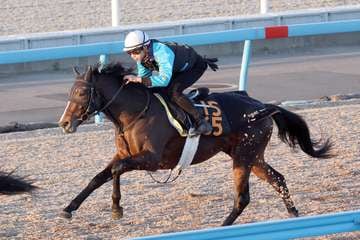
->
<box><xmin>239</xmin><ymin>40</ymin><xmax>252</xmax><ymax>91</ymax></box>
<box><xmin>94</xmin><ymin>54</ymin><xmax>108</xmax><ymax>125</ymax></box>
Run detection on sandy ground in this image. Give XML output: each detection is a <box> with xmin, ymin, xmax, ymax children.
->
<box><xmin>1</xmin><ymin>0</ymin><xmax>360</xmax><ymax>36</ymax></box>
<box><xmin>0</xmin><ymin>103</ymin><xmax>359</xmax><ymax>239</ymax></box>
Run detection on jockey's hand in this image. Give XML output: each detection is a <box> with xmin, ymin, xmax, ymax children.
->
<box><xmin>124</xmin><ymin>75</ymin><xmax>142</xmax><ymax>85</ymax></box>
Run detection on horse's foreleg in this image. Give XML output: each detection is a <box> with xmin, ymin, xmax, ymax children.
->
<box><xmin>111</xmin><ymin>173</ymin><xmax>123</xmax><ymax>219</ymax></box>
<box><xmin>110</xmin><ymin>151</ymin><xmax>159</xmax><ymax>219</ymax></box>
<box><xmin>61</xmin><ymin>166</ymin><xmax>112</xmax><ymax>219</ymax></box>
<box><xmin>252</xmin><ymin>161</ymin><xmax>299</xmax><ymax>217</ymax></box>
<box><xmin>222</xmin><ymin>162</ymin><xmax>251</xmax><ymax>226</ymax></box>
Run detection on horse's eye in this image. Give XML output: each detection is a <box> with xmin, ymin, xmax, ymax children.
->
<box><xmin>76</xmin><ymin>89</ymin><xmax>86</xmax><ymax>97</ymax></box>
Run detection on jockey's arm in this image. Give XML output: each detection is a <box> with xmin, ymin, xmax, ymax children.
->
<box><xmin>140</xmin><ymin>43</ymin><xmax>175</xmax><ymax>87</ymax></box>
<box><xmin>137</xmin><ymin>62</ymin><xmax>152</xmax><ymax>78</ymax></box>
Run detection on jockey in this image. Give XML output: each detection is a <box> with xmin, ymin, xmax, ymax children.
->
<box><xmin>123</xmin><ymin>30</ymin><xmax>215</xmax><ymax>136</ymax></box>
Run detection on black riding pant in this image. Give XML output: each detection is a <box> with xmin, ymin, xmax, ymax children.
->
<box><xmin>165</xmin><ymin>55</ymin><xmax>208</xmax><ymax>122</ymax></box>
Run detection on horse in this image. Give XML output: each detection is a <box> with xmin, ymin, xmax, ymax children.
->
<box><xmin>58</xmin><ymin>62</ymin><xmax>332</xmax><ymax>226</ymax></box>
<box><xmin>0</xmin><ymin>170</ymin><xmax>37</xmax><ymax>195</ymax></box>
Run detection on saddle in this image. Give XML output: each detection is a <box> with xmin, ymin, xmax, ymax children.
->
<box><xmin>154</xmin><ymin>88</ymin><xmax>271</xmax><ymax>137</ymax></box>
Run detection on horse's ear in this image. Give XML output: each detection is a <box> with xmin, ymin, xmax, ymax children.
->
<box><xmin>73</xmin><ymin>66</ymin><xmax>81</xmax><ymax>76</ymax></box>
<box><xmin>84</xmin><ymin>66</ymin><xmax>92</xmax><ymax>81</ymax></box>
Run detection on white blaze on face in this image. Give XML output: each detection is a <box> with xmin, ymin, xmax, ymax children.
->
<box><xmin>59</xmin><ymin>101</ymin><xmax>71</xmax><ymax>124</ymax></box>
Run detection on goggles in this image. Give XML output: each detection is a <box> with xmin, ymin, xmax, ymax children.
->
<box><xmin>127</xmin><ymin>47</ymin><xmax>143</xmax><ymax>55</ymax></box>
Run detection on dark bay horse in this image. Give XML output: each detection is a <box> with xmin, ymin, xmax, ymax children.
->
<box><xmin>0</xmin><ymin>170</ymin><xmax>36</xmax><ymax>195</ymax></box>
<box><xmin>58</xmin><ymin>63</ymin><xmax>332</xmax><ymax>225</ymax></box>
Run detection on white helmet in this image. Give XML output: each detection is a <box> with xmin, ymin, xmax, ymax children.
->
<box><xmin>123</xmin><ymin>30</ymin><xmax>150</xmax><ymax>52</ymax></box>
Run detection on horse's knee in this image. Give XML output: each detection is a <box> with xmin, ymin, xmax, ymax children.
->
<box><xmin>111</xmin><ymin>161</ymin><xmax>128</xmax><ymax>175</ymax></box>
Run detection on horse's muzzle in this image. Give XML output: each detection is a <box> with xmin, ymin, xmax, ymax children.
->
<box><xmin>59</xmin><ymin>119</ymin><xmax>81</xmax><ymax>134</ymax></box>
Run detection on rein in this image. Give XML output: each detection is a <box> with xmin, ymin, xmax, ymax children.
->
<box><xmin>90</xmin><ymin>83</ymin><xmax>151</xmax><ymax>135</ymax></box>
<box><xmin>83</xmin><ymin>81</ymin><xmax>126</xmax><ymax>121</ymax></box>
<box><xmin>147</xmin><ymin>169</ymin><xmax>182</xmax><ymax>184</ymax></box>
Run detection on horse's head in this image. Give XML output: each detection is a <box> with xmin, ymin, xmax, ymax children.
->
<box><xmin>59</xmin><ymin>66</ymin><xmax>97</xmax><ymax>133</ymax></box>
<box><xmin>59</xmin><ymin>63</ymin><xmax>132</xmax><ymax>133</ymax></box>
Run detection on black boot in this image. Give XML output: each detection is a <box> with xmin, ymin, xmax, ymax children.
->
<box><xmin>172</xmin><ymin>93</ymin><xmax>212</xmax><ymax>136</ymax></box>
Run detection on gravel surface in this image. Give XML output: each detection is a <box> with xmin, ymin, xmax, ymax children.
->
<box><xmin>0</xmin><ymin>104</ymin><xmax>359</xmax><ymax>239</ymax></box>
<box><xmin>1</xmin><ymin>0</ymin><xmax>360</xmax><ymax>36</ymax></box>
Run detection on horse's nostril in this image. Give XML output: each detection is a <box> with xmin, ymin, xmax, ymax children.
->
<box><xmin>59</xmin><ymin>121</ymin><xmax>69</xmax><ymax>128</ymax></box>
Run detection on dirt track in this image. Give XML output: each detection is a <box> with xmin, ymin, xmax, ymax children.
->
<box><xmin>0</xmin><ymin>104</ymin><xmax>359</xmax><ymax>239</ymax></box>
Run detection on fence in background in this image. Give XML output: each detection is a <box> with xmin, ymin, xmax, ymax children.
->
<box><xmin>1</xmin><ymin>18</ymin><xmax>360</xmax><ymax>90</ymax></box>
<box><xmin>2</xmin><ymin>6</ymin><xmax>360</xmax><ymax>52</ymax></box>
<box><xmin>110</xmin><ymin>0</ymin><xmax>271</xmax><ymax>26</ymax></box>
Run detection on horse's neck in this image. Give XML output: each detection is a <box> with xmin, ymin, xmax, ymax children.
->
<box><xmin>96</xmin><ymin>78</ymin><xmax>149</xmax><ymax>124</ymax></box>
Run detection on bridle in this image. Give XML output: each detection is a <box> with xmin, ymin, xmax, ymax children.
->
<box><xmin>69</xmin><ymin>72</ymin><xmax>150</xmax><ymax>135</ymax></box>
<box><xmin>74</xmin><ymin>79</ymin><xmax>126</xmax><ymax>122</ymax></box>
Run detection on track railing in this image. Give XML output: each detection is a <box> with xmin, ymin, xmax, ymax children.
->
<box><xmin>1</xmin><ymin>19</ymin><xmax>360</xmax><ymax>65</ymax></box>
<box><xmin>133</xmin><ymin>210</ymin><xmax>360</xmax><ymax>240</ymax></box>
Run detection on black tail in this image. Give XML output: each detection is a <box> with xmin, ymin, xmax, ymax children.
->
<box><xmin>0</xmin><ymin>170</ymin><xmax>37</xmax><ymax>195</ymax></box>
<box><xmin>203</xmin><ymin>57</ymin><xmax>219</xmax><ymax>71</ymax></box>
<box><xmin>265</xmin><ymin>104</ymin><xmax>333</xmax><ymax>158</ymax></box>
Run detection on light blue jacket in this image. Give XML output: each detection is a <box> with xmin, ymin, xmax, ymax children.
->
<box><xmin>137</xmin><ymin>41</ymin><xmax>175</xmax><ymax>87</ymax></box>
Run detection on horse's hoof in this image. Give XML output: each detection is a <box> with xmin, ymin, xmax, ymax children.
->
<box><xmin>112</xmin><ymin>207</ymin><xmax>123</xmax><ymax>220</ymax></box>
<box><xmin>289</xmin><ymin>207</ymin><xmax>299</xmax><ymax>217</ymax></box>
<box><xmin>60</xmin><ymin>211</ymin><xmax>72</xmax><ymax>219</ymax></box>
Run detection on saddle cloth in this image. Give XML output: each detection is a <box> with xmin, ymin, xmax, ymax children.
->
<box><xmin>154</xmin><ymin>88</ymin><xmax>268</xmax><ymax>137</ymax></box>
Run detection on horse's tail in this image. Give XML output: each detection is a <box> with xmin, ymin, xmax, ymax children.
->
<box><xmin>203</xmin><ymin>57</ymin><xmax>219</xmax><ymax>71</ymax></box>
<box><xmin>264</xmin><ymin>104</ymin><xmax>333</xmax><ymax>159</ymax></box>
<box><xmin>0</xmin><ymin>170</ymin><xmax>37</xmax><ymax>195</ymax></box>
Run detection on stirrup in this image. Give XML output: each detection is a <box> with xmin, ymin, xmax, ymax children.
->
<box><xmin>188</xmin><ymin>127</ymin><xmax>198</xmax><ymax>137</ymax></box>
<box><xmin>188</xmin><ymin>121</ymin><xmax>212</xmax><ymax>137</ymax></box>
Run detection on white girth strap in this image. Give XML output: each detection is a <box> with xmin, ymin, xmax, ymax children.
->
<box><xmin>153</xmin><ymin>92</ymin><xmax>200</xmax><ymax>174</ymax></box>
<box><xmin>173</xmin><ymin>134</ymin><xmax>200</xmax><ymax>174</ymax></box>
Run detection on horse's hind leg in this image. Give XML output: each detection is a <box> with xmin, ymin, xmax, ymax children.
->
<box><xmin>252</xmin><ymin>160</ymin><xmax>299</xmax><ymax>217</ymax></box>
<box><xmin>222</xmin><ymin>161</ymin><xmax>251</xmax><ymax>226</ymax></box>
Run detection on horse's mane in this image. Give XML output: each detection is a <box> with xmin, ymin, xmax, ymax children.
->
<box><xmin>92</xmin><ymin>62</ymin><xmax>151</xmax><ymax>93</ymax></box>
<box><xmin>92</xmin><ymin>62</ymin><xmax>134</xmax><ymax>81</ymax></box>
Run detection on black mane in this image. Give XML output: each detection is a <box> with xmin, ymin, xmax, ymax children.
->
<box><xmin>92</xmin><ymin>62</ymin><xmax>134</xmax><ymax>80</ymax></box>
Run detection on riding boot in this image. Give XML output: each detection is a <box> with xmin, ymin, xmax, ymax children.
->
<box><xmin>173</xmin><ymin>94</ymin><xmax>212</xmax><ymax>136</ymax></box>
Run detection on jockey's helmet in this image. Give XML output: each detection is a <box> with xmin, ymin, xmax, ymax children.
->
<box><xmin>123</xmin><ymin>30</ymin><xmax>150</xmax><ymax>52</ymax></box>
